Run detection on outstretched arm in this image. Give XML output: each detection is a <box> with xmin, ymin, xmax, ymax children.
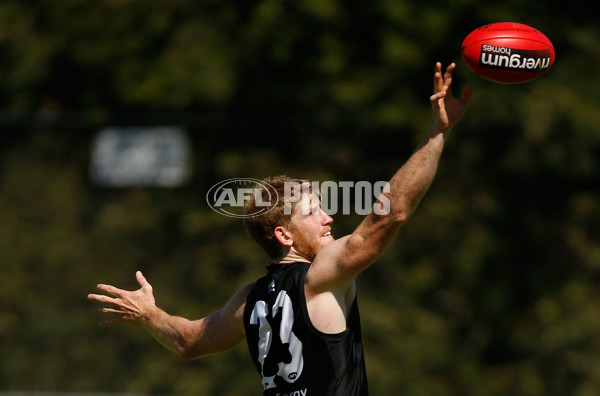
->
<box><xmin>88</xmin><ymin>271</ymin><xmax>254</xmax><ymax>360</ymax></box>
<box><xmin>309</xmin><ymin>63</ymin><xmax>472</xmax><ymax>290</ymax></box>
<box><xmin>378</xmin><ymin>62</ymin><xmax>473</xmax><ymax>226</ymax></box>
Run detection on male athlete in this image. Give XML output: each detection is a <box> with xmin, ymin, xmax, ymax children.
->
<box><xmin>88</xmin><ymin>62</ymin><xmax>472</xmax><ymax>395</ymax></box>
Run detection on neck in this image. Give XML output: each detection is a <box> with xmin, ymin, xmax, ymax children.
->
<box><xmin>277</xmin><ymin>248</ymin><xmax>312</xmax><ymax>264</ymax></box>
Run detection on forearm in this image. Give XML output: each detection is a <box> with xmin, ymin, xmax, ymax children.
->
<box><xmin>385</xmin><ymin>126</ymin><xmax>447</xmax><ymax>223</ymax></box>
<box><xmin>90</xmin><ymin>276</ymin><xmax>252</xmax><ymax>360</ymax></box>
<box><xmin>142</xmin><ymin>307</ymin><xmax>203</xmax><ymax>359</ymax></box>
<box><xmin>384</xmin><ymin>62</ymin><xmax>470</xmax><ymax>223</ymax></box>
<box><xmin>321</xmin><ymin>63</ymin><xmax>470</xmax><ymax>281</ymax></box>
<box><xmin>341</xmin><ymin>126</ymin><xmax>447</xmax><ymax>268</ymax></box>
<box><xmin>142</xmin><ymin>286</ymin><xmax>251</xmax><ymax>359</ymax></box>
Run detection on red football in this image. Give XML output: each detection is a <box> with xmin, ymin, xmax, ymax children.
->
<box><xmin>461</xmin><ymin>22</ymin><xmax>555</xmax><ymax>84</ymax></box>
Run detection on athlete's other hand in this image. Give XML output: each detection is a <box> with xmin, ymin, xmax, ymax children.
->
<box><xmin>88</xmin><ymin>271</ymin><xmax>157</xmax><ymax>326</ymax></box>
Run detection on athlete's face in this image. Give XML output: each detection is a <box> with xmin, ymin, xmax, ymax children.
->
<box><xmin>288</xmin><ymin>193</ymin><xmax>334</xmax><ymax>261</ymax></box>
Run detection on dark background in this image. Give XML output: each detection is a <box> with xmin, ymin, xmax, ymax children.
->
<box><xmin>1</xmin><ymin>1</ymin><xmax>599</xmax><ymax>394</ymax></box>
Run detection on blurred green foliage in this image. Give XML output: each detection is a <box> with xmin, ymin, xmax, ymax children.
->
<box><xmin>1</xmin><ymin>0</ymin><xmax>599</xmax><ymax>394</ymax></box>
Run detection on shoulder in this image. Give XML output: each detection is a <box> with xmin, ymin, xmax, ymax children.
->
<box><xmin>233</xmin><ymin>281</ymin><xmax>257</xmax><ymax>306</ymax></box>
<box><xmin>307</xmin><ymin>216</ymin><xmax>396</xmax><ymax>292</ymax></box>
<box><xmin>305</xmin><ymin>235</ymin><xmax>354</xmax><ymax>293</ymax></box>
<box><xmin>307</xmin><ymin>251</ymin><xmax>356</xmax><ymax>298</ymax></box>
<box><xmin>223</xmin><ymin>282</ymin><xmax>256</xmax><ymax>326</ymax></box>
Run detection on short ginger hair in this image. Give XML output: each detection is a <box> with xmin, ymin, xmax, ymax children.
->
<box><xmin>243</xmin><ymin>176</ymin><xmax>313</xmax><ymax>260</ymax></box>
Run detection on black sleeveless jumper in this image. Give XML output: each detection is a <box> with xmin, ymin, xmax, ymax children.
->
<box><xmin>244</xmin><ymin>262</ymin><xmax>368</xmax><ymax>396</ymax></box>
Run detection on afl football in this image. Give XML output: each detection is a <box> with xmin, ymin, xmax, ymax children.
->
<box><xmin>461</xmin><ymin>22</ymin><xmax>555</xmax><ymax>84</ymax></box>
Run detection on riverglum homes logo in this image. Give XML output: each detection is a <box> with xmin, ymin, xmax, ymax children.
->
<box><xmin>206</xmin><ymin>178</ymin><xmax>391</xmax><ymax>218</ymax></box>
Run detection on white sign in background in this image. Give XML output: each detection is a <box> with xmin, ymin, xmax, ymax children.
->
<box><xmin>90</xmin><ymin>126</ymin><xmax>192</xmax><ymax>188</ymax></box>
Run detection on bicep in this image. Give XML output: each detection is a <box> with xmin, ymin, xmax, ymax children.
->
<box><xmin>308</xmin><ymin>213</ymin><xmax>400</xmax><ymax>291</ymax></box>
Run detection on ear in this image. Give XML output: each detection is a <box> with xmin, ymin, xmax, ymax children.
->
<box><xmin>274</xmin><ymin>226</ymin><xmax>294</xmax><ymax>247</ymax></box>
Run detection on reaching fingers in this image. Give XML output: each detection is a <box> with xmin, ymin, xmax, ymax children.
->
<box><xmin>430</xmin><ymin>90</ymin><xmax>446</xmax><ymax>103</ymax></box>
<box><xmin>433</xmin><ymin>62</ymin><xmax>457</xmax><ymax>94</ymax></box>
<box><xmin>444</xmin><ymin>63</ymin><xmax>455</xmax><ymax>96</ymax></box>
<box><xmin>433</xmin><ymin>62</ymin><xmax>443</xmax><ymax>93</ymax></box>
<box><xmin>87</xmin><ymin>292</ymin><xmax>119</xmax><ymax>305</ymax></box>
<box><xmin>429</xmin><ymin>61</ymin><xmax>472</xmax><ymax>130</ymax></box>
<box><xmin>92</xmin><ymin>306</ymin><xmax>124</xmax><ymax>315</ymax></box>
<box><xmin>89</xmin><ymin>297</ymin><xmax>124</xmax><ymax>326</ymax></box>
<box><xmin>89</xmin><ymin>293</ymin><xmax>140</xmax><ymax>325</ymax></box>
<box><xmin>88</xmin><ymin>283</ymin><xmax>127</xmax><ymax>314</ymax></box>
<box><xmin>94</xmin><ymin>283</ymin><xmax>123</xmax><ymax>298</ymax></box>
<box><xmin>444</xmin><ymin>63</ymin><xmax>456</xmax><ymax>82</ymax></box>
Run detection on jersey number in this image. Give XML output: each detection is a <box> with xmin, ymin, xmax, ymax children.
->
<box><xmin>249</xmin><ymin>290</ymin><xmax>304</xmax><ymax>390</ymax></box>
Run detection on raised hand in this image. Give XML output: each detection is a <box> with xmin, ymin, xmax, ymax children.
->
<box><xmin>430</xmin><ymin>62</ymin><xmax>473</xmax><ymax>133</ymax></box>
